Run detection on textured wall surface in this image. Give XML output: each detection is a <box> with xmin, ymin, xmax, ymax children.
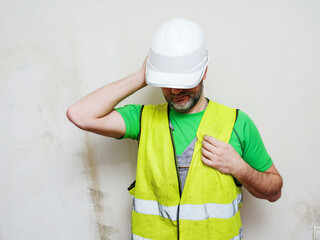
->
<box><xmin>1</xmin><ymin>0</ymin><xmax>319</xmax><ymax>239</ymax></box>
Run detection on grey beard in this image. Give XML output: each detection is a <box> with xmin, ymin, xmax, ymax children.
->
<box><xmin>168</xmin><ymin>84</ymin><xmax>203</xmax><ymax>112</ymax></box>
<box><xmin>169</xmin><ymin>96</ymin><xmax>198</xmax><ymax>112</ymax></box>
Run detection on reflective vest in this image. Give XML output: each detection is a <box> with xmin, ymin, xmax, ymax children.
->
<box><xmin>129</xmin><ymin>101</ymin><xmax>243</xmax><ymax>240</ymax></box>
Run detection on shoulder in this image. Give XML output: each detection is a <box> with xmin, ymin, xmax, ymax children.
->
<box><xmin>232</xmin><ymin>110</ymin><xmax>273</xmax><ymax>171</ymax></box>
<box><xmin>115</xmin><ymin>104</ymin><xmax>142</xmax><ymax>114</ymax></box>
<box><xmin>235</xmin><ymin>110</ymin><xmax>256</xmax><ymax>129</ymax></box>
<box><xmin>234</xmin><ymin>110</ymin><xmax>261</xmax><ymax>143</ymax></box>
<box><xmin>142</xmin><ymin>103</ymin><xmax>168</xmax><ymax>118</ymax></box>
<box><xmin>114</xmin><ymin>104</ymin><xmax>143</xmax><ymax>140</ymax></box>
<box><xmin>142</xmin><ymin>103</ymin><xmax>168</xmax><ymax>117</ymax></box>
<box><xmin>143</xmin><ymin>103</ymin><xmax>167</xmax><ymax>111</ymax></box>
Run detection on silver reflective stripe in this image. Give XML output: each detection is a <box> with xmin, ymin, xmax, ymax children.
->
<box><xmin>177</xmin><ymin>137</ymin><xmax>198</xmax><ymax>192</ymax></box>
<box><xmin>131</xmin><ymin>233</ymin><xmax>152</xmax><ymax>240</ymax></box>
<box><xmin>179</xmin><ymin>193</ymin><xmax>242</xmax><ymax>220</ymax></box>
<box><xmin>132</xmin><ymin>193</ymin><xmax>242</xmax><ymax>221</ymax></box>
<box><xmin>132</xmin><ymin>197</ymin><xmax>178</xmax><ymax>221</ymax></box>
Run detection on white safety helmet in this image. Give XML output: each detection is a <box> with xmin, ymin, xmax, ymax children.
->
<box><xmin>146</xmin><ymin>18</ymin><xmax>210</xmax><ymax>89</ymax></box>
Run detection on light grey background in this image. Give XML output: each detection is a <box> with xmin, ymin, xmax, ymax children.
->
<box><xmin>1</xmin><ymin>0</ymin><xmax>319</xmax><ymax>239</ymax></box>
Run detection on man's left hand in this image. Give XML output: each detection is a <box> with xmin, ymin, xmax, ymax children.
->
<box><xmin>201</xmin><ymin>135</ymin><xmax>244</xmax><ymax>175</ymax></box>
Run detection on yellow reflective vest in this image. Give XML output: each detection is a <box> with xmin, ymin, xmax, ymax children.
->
<box><xmin>129</xmin><ymin>101</ymin><xmax>243</xmax><ymax>240</ymax></box>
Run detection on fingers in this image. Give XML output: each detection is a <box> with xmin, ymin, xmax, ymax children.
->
<box><xmin>201</xmin><ymin>154</ymin><xmax>215</xmax><ymax>168</ymax></box>
<box><xmin>138</xmin><ymin>57</ymin><xmax>148</xmax><ymax>85</ymax></box>
<box><xmin>201</xmin><ymin>135</ymin><xmax>227</xmax><ymax>172</ymax></box>
<box><xmin>201</xmin><ymin>135</ymin><xmax>240</xmax><ymax>175</ymax></box>
<box><xmin>201</xmin><ymin>135</ymin><xmax>221</xmax><ymax>162</ymax></box>
<box><xmin>202</xmin><ymin>137</ymin><xmax>218</xmax><ymax>152</ymax></box>
<box><xmin>201</xmin><ymin>145</ymin><xmax>215</xmax><ymax>160</ymax></box>
<box><xmin>141</xmin><ymin>56</ymin><xmax>148</xmax><ymax>72</ymax></box>
<box><xmin>201</xmin><ymin>148</ymin><xmax>223</xmax><ymax>172</ymax></box>
<box><xmin>201</xmin><ymin>136</ymin><xmax>219</xmax><ymax>169</ymax></box>
<box><xmin>203</xmin><ymin>135</ymin><xmax>224</xmax><ymax>147</ymax></box>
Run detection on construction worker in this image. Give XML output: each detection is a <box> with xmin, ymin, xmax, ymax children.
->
<box><xmin>67</xmin><ymin>18</ymin><xmax>283</xmax><ymax>240</ymax></box>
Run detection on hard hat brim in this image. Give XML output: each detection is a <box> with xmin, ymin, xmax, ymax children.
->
<box><xmin>146</xmin><ymin>54</ymin><xmax>209</xmax><ymax>89</ymax></box>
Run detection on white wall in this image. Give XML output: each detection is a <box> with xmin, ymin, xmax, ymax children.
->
<box><xmin>1</xmin><ymin>0</ymin><xmax>319</xmax><ymax>239</ymax></box>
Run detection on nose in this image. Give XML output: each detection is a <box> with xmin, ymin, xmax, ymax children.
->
<box><xmin>171</xmin><ymin>88</ymin><xmax>183</xmax><ymax>95</ymax></box>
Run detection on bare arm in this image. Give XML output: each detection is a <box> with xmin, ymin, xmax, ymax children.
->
<box><xmin>234</xmin><ymin>163</ymin><xmax>282</xmax><ymax>202</ymax></box>
<box><xmin>66</xmin><ymin>59</ymin><xmax>147</xmax><ymax>138</ymax></box>
<box><xmin>201</xmin><ymin>135</ymin><xmax>283</xmax><ymax>202</ymax></box>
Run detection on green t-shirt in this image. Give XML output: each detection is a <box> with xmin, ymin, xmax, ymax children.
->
<box><xmin>115</xmin><ymin>104</ymin><xmax>272</xmax><ymax>172</ymax></box>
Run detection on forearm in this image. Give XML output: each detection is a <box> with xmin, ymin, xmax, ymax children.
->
<box><xmin>67</xmin><ymin>71</ymin><xmax>146</xmax><ymax>128</ymax></box>
<box><xmin>233</xmin><ymin>161</ymin><xmax>283</xmax><ymax>202</ymax></box>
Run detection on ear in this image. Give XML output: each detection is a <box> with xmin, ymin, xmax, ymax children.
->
<box><xmin>202</xmin><ymin>67</ymin><xmax>208</xmax><ymax>80</ymax></box>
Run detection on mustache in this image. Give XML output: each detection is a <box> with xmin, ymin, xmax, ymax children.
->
<box><xmin>168</xmin><ymin>93</ymin><xmax>190</xmax><ymax>100</ymax></box>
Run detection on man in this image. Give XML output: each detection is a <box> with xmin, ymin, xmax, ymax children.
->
<box><xmin>67</xmin><ymin>18</ymin><xmax>283</xmax><ymax>240</ymax></box>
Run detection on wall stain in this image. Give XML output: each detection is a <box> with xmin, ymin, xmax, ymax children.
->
<box><xmin>83</xmin><ymin>134</ymin><xmax>110</xmax><ymax>240</ymax></box>
<box><xmin>291</xmin><ymin>200</ymin><xmax>320</xmax><ymax>239</ymax></box>
<box><xmin>90</xmin><ymin>188</ymin><xmax>104</xmax><ymax>214</ymax></box>
<box><xmin>301</xmin><ymin>203</ymin><xmax>320</xmax><ymax>225</ymax></box>
<box><xmin>98</xmin><ymin>223</ymin><xmax>120</xmax><ymax>240</ymax></box>
<box><xmin>295</xmin><ymin>200</ymin><xmax>320</xmax><ymax>225</ymax></box>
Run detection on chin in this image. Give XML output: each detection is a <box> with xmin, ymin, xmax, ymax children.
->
<box><xmin>171</xmin><ymin>101</ymin><xmax>193</xmax><ymax>112</ymax></box>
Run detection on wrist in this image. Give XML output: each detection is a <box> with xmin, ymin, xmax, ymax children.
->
<box><xmin>134</xmin><ymin>70</ymin><xmax>147</xmax><ymax>87</ymax></box>
<box><xmin>232</xmin><ymin>156</ymin><xmax>250</xmax><ymax>180</ymax></box>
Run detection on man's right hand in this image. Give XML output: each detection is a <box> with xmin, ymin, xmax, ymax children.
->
<box><xmin>139</xmin><ymin>56</ymin><xmax>148</xmax><ymax>81</ymax></box>
<box><xmin>66</xmin><ymin>58</ymin><xmax>148</xmax><ymax>138</ymax></box>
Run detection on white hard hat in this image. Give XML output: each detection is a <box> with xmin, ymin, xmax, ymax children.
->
<box><xmin>146</xmin><ymin>18</ymin><xmax>210</xmax><ymax>89</ymax></box>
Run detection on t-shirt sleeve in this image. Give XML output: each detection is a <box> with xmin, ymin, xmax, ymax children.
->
<box><xmin>233</xmin><ymin>111</ymin><xmax>273</xmax><ymax>172</ymax></box>
<box><xmin>114</xmin><ymin>104</ymin><xmax>142</xmax><ymax>140</ymax></box>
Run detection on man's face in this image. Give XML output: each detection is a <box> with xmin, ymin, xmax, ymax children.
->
<box><xmin>161</xmin><ymin>81</ymin><xmax>204</xmax><ymax>113</ymax></box>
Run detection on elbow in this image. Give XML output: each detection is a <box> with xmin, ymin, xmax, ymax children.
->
<box><xmin>66</xmin><ymin>105</ymin><xmax>90</xmax><ymax>131</ymax></box>
<box><xmin>267</xmin><ymin>178</ymin><xmax>283</xmax><ymax>203</ymax></box>
<box><xmin>267</xmin><ymin>190</ymin><xmax>282</xmax><ymax>202</ymax></box>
